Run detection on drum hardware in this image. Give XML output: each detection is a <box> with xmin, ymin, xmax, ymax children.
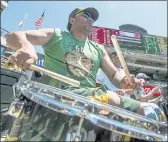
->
<box><xmin>7</xmin><ymin>81</ymin><xmax>32</xmax><ymax>119</ymax></box>
<box><xmin>13</xmin><ymin>83</ymin><xmax>22</xmax><ymax>99</ymax></box>
<box><xmin>65</xmin><ymin>126</ymin><xmax>87</xmax><ymax>142</ymax></box>
<box><xmin>1</xmin><ymin>108</ymin><xmax>9</xmax><ymax>114</ymax></box>
<box><xmin>8</xmin><ymin>84</ymin><xmax>34</xmax><ymax>119</ymax></box>
<box><xmin>66</xmin><ymin>104</ymin><xmax>88</xmax><ymax>141</ymax></box>
<box><xmin>8</xmin><ymin>99</ymin><xmax>25</xmax><ymax>118</ymax></box>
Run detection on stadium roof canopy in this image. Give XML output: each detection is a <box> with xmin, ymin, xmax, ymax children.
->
<box><xmin>119</xmin><ymin>24</ymin><xmax>148</xmax><ymax>34</ymax></box>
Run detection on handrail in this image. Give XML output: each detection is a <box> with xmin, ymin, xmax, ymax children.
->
<box><xmin>1</xmin><ymin>28</ymin><xmax>10</xmax><ymax>38</ymax></box>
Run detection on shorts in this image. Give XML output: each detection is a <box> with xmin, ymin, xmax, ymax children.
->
<box><xmin>63</xmin><ymin>86</ymin><xmax>140</xmax><ymax>113</ymax></box>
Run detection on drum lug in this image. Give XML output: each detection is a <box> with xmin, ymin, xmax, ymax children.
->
<box><xmin>65</xmin><ymin>125</ymin><xmax>87</xmax><ymax>142</ymax></box>
<box><xmin>13</xmin><ymin>83</ymin><xmax>22</xmax><ymax>98</ymax></box>
<box><xmin>66</xmin><ymin>104</ymin><xmax>88</xmax><ymax>141</ymax></box>
<box><xmin>8</xmin><ymin>99</ymin><xmax>25</xmax><ymax>118</ymax></box>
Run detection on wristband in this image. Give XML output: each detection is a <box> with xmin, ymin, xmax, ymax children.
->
<box><xmin>112</xmin><ymin>70</ymin><xmax>126</xmax><ymax>88</ymax></box>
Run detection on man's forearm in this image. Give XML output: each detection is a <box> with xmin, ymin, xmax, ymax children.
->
<box><xmin>111</xmin><ymin>70</ymin><xmax>126</xmax><ymax>88</ymax></box>
<box><xmin>6</xmin><ymin>31</ymin><xmax>32</xmax><ymax>51</ymax></box>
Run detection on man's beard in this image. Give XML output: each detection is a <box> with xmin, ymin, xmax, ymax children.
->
<box><xmin>84</xmin><ymin>25</ymin><xmax>92</xmax><ymax>32</ymax></box>
<box><xmin>83</xmin><ymin>26</ymin><xmax>92</xmax><ymax>36</ymax></box>
<box><xmin>74</xmin><ymin>25</ymin><xmax>92</xmax><ymax>37</ymax></box>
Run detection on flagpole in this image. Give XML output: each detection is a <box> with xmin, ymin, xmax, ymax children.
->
<box><xmin>35</xmin><ymin>10</ymin><xmax>45</xmax><ymax>54</ymax></box>
<box><xmin>19</xmin><ymin>12</ymin><xmax>27</xmax><ymax>31</ymax></box>
<box><xmin>21</xmin><ymin>25</ymin><xmax>24</xmax><ymax>31</ymax></box>
<box><xmin>35</xmin><ymin>21</ymin><xmax>39</xmax><ymax>53</ymax></box>
<box><xmin>35</xmin><ymin>26</ymin><xmax>40</xmax><ymax>53</ymax></box>
<box><xmin>35</xmin><ymin>27</ymin><xmax>38</xmax><ymax>53</ymax></box>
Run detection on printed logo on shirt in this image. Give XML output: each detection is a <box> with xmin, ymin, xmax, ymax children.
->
<box><xmin>63</xmin><ymin>44</ymin><xmax>93</xmax><ymax>78</ymax></box>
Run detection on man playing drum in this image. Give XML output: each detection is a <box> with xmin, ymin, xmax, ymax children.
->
<box><xmin>6</xmin><ymin>7</ymin><xmax>161</xmax><ymax>120</ymax></box>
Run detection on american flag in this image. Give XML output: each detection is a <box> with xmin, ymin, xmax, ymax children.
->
<box><xmin>35</xmin><ymin>10</ymin><xmax>45</xmax><ymax>29</ymax></box>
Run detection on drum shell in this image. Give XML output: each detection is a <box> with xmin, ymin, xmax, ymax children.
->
<box><xmin>7</xmin><ymin>101</ymin><xmax>112</xmax><ymax>141</ymax></box>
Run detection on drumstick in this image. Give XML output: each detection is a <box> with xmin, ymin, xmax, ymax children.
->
<box><xmin>111</xmin><ymin>35</ymin><xmax>131</xmax><ymax>83</ymax></box>
<box><xmin>30</xmin><ymin>65</ymin><xmax>80</xmax><ymax>87</ymax></box>
<box><xmin>5</xmin><ymin>56</ymin><xmax>80</xmax><ymax>87</ymax></box>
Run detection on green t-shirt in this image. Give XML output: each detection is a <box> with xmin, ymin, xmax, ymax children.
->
<box><xmin>42</xmin><ymin>28</ymin><xmax>104</xmax><ymax>88</ymax></box>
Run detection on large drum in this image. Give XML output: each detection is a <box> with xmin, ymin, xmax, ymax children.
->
<box><xmin>5</xmin><ymin>71</ymin><xmax>168</xmax><ymax>141</ymax></box>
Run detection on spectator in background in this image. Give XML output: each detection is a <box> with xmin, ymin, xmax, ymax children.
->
<box><xmin>134</xmin><ymin>73</ymin><xmax>164</xmax><ymax>121</ymax></box>
<box><xmin>96</xmin><ymin>47</ymin><xmax>122</xmax><ymax>91</ymax></box>
<box><xmin>135</xmin><ymin>73</ymin><xmax>162</xmax><ymax>103</ymax></box>
<box><xmin>96</xmin><ymin>47</ymin><xmax>134</xmax><ymax>97</ymax></box>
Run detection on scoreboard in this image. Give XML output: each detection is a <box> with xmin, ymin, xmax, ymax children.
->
<box><xmin>142</xmin><ymin>34</ymin><xmax>161</xmax><ymax>54</ymax></box>
<box><xmin>89</xmin><ymin>26</ymin><xmax>112</xmax><ymax>46</ymax></box>
<box><xmin>89</xmin><ymin>26</ymin><xmax>167</xmax><ymax>55</ymax></box>
<box><xmin>156</xmin><ymin>36</ymin><xmax>167</xmax><ymax>55</ymax></box>
<box><xmin>89</xmin><ymin>26</ymin><xmax>142</xmax><ymax>47</ymax></box>
<box><xmin>111</xmin><ymin>29</ymin><xmax>142</xmax><ymax>47</ymax></box>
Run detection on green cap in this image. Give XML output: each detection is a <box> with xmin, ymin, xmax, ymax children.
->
<box><xmin>67</xmin><ymin>7</ymin><xmax>99</xmax><ymax>31</ymax></box>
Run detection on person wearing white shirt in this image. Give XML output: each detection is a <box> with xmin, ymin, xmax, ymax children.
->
<box><xmin>96</xmin><ymin>48</ymin><xmax>131</xmax><ymax>97</ymax></box>
<box><xmin>97</xmin><ymin>48</ymin><xmax>121</xmax><ymax>91</ymax></box>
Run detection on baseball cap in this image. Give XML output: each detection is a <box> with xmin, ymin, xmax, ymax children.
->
<box><xmin>136</xmin><ymin>73</ymin><xmax>151</xmax><ymax>81</ymax></box>
<box><xmin>67</xmin><ymin>7</ymin><xmax>99</xmax><ymax>31</ymax></box>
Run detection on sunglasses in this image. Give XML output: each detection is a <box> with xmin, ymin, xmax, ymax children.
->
<box><xmin>109</xmin><ymin>52</ymin><xmax>117</xmax><ymax>58</ymax></box>
<box><xmin>76</xmin><ymin>12</ymin><xmax>94</xmax><ymax>23</ymax></box>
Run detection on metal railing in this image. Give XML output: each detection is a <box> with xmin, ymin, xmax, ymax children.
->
<box><xmin>1</xmin><ymin>28</ymin><xmax>9</xmax><ymax>38</ymax></box>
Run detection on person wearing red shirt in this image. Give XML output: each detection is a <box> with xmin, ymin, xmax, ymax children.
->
<box><xmin>135</xmin><ymin>73</ymin><xmax>164</xmax><ymax>121</ymax></box>
<box><xmin>135</xmin><ymin>73</ymin><xmax>162</xmax><ymax>103</ymax></box>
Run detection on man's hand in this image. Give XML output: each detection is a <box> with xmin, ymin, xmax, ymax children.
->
<box><xmin>9</xmin><ymin>46</ymin><xmax>38</xmax><ymax>70</ymax></box>
<box><xmin>120</xmin><ymin>75</ymin><xmax>142</xmax><ymax>90</ymax></box>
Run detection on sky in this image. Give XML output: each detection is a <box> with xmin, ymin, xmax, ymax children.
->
<box><xmin>1</xmin><ymin>1</ymin><xmax>167</xmax><ymax>54</ymax></box>
<box><xmin>2</xmin><ymin>1</ymin><xmax>167</xmax><ymax>36</ymax></box>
